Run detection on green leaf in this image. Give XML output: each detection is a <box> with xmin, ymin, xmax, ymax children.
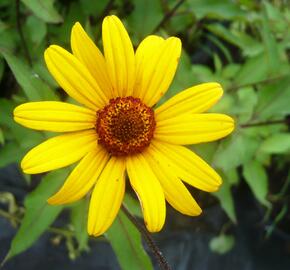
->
<box><xmin>266</xmin><ymin>204</ymin><xmax>288</xmax><ymax>238</ymax></box>
<box><xmin>127</xmin><ymin>0</ymin><xmax>163</xmax><ymax>41</ymax></box>
<box><xmin>188</xmin><ymin>0</ymin><xmax>246</xmax><ymax>20</ymax></box>
<box><xmin>0</xmin><ymin>98</ymin><xmax>44</xmax><ymax>150</ymax></box>
<box><xmin>260</xmin><ymin>133</ymin><xmax>290</xmax><ymax>154</ymax></box>
<box><xmin>0</xmin><ymin>20</ymin><xmax>8</xmax><ymax>32</ymax></box>
<box><xmin>106</xmin><ymin>210</ymin><xmax>153</xmax><ymax>270</ymax></box>
<box><xmin>0</xmin><ymin>98</ymin><xmax>15</xmax><ymax>128</ymax></box>
<box><xmin>123</xmin><ymin>194</ymin><xmax>142</xmax><ymax>217</ymax></box>
<box><xmin>70</xmin><ymin>199</ymin><xmax>89</xmax><ymax>251</ymax></box>
<box><xmin>190</xmin><ymin>142</ymin><xmax>218</xmax><ymax>164</ymax></box>
<box><xmin>206</xmin><ymin>34</ymin><xmax>233</xmax><ymax>63</ymax></box>
<box><xmin>210</xmin><ymin>92</ymin><xmax>235</xmax><ymax>114</ymax></box>
<box><xmin>260</xmin><ymin>4</ymin><xmax>280</xmax><ymax>73</ymax></box>
<box><xmin>234</xmin><ymin>87</ymin><xmax>258</xmax><ymax>122</ymax></box>
<box><xmin>21</xmin><ymin>0</ymin><xmax>63</xmax><ymax>23</ymax></box>
<box><xmin>254</xmin><ymin>76</ymin><xmax>290</xmax><ymax>119</ymax></box>
<box><xmin>264</xmin><ymin>1</ymin><xmax>283</xmax><ymax>21</ymax></box>
<box><xmin>169</xmin><ymin>9</ymin><xmax>194</xmax><ymax>33</ymax></box>
<box><xmin>11</xmin><ymin>126</ymin><xmax>45</xmax><ymax>151</ymax></box>
<box><xmin>206</xmin><ymin>24</ymin><xmax>263</xmax><ymax>56</ymax></box>
<box><xmin>222</xmin><ymin>64</ymin><xmax>240</xmax><ymax>79</ymax></box>
<box><xmin>209</xmin><ymin>234</ymin><xmax>235</xmax><ymax>254</ymax></box>
<box><xmin>213</xmin><ymin>53</ymin><xmax>222</xmax><ymax>73</ymax></box>
<box><xmin>6</xmin><ymin>169</ymin><xmax>68</xmax><ymax>259</ymax></box>
<box><xmin>0</xmin><ymin>142</ymin><xmax>22</xmax><ymax>168</ymax></box>
<box><xmin>0</xmin><ymin>99</ymin><xmax>44</xmax><ymax>167</ymax></box>
<box><xmin>0</xmin><ymin>57</ymin><xmax>4</xmax><ymax>82</ymax></box>
<box><xmin>234</xmin><ymin>52</ymin><xmax>269</xmax><ymax>85</ymax></box>
<box><xmin>213</xmin><ymin>132</ymin><xmax>259</xmax><ymax>171</ymax></box>
<box><xmin>79</xmin><ymin>0</ymin><xmax>111</xmax><ymax>17</ymax></box>
<box><xmin>191</xmin><ymin>64</ymin><xmax>216</xmax><ymax>84</ymax></box>
<box><xmin>33</xmin><ymin>60</ymin><xmax>59</xmax><ymax>88</ymax></box>
<box><xmin>242</xmin><ymin>161</ymin><xmax>270</xmax><ymax>207</ymax></box>
<box><xmin>0</xmin><ymin>127</ymin><xmax>4</xmax><ymax>145</ymax></box>
<box><xmin>25</xmin><ymin>15</ymin><xmax>47</xmax><ymax>46</ymax></box>
<box><xmin>50</xmin><ymin>1</ymin><xmax>85</xmax><ymax>45</ymax></box>
<box><xmin>164</xmin><ymin>51</ymin><xmax>198</xmax><ymax>101</ymax></box>
<box><xmin>1</xmin><ymin>51</ymin><xmax>58</xmax><ymax>101</ymax></box>
<box><xmin>264</xmin><ymin>2</ymin><xmax>288</xmax><ymax>34</ymax></box>
<box><xmin>0</xmin><ymin>26</ymin><xmax>18</xmax><ymax>51</ymax></box>
<box><xmin>213</xmin><ymin>177</ymin><xmax>237</xmax><ymax>223</ymax></box>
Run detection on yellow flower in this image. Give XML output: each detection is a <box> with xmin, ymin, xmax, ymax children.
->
<box><xmin>13</xmin><ymin>15</ymin><xmax>234</xmax><ymax>236</ymax></box>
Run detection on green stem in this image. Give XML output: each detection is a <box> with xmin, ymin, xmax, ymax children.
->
<box><xmin>241</xmin><ymin>119</ymin><xmax>288</xmax><ymax>128</ymax></box>
<box><xmin>15</xmin><ymin>0</ymin><xmax>32</xmax><ymax>66</ymax></box>
<box><xmin>228</xmin><ymin>75</ymin><xmax>287</xmax><ymax>92</ymax></box>
<box><xmin>96</xmin><ymin>0</ymin><xmax>115</xmax><ymax>22</ymax></box>
<box><xmin>0</xmin><ymin>208</ymin><xmax>74</xmax><ymax>237</ymax></box>
<box><xmin>121</xmin><ymin>204</ymin><xmax>172</xmax><ymax>270</ymax></box>
<box><xmin>153</xmin><ymin>0</ymin><xmax>186</xmax><ymax>32</ymax></box>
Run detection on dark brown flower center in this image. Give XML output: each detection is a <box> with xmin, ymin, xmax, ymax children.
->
<box><xmin>96</xmin><ymin>97</ymin><xmax>156</xmax><ymax>156</ymax></box>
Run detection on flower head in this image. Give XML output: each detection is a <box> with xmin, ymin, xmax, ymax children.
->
<box><xmin>13</xmin><ymin>15</ymin><xmax>234</xmax><ymax>236</ymax></box>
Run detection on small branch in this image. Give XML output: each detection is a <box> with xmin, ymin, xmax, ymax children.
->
<box><xmin>96</xmin><ymin>0</ymin><xmax>115</xmax><ymax>23</ymax></box>
<box><xmin>159</xmin><ymin>0</ymin><xmax>170</xmax><ymax>13</ymax></box>
<box><xmin>0</xmin><ymin>208</ymin><xmax>74</xmax><ymax>237</ymax></box>
<box><xmin>121</xmin><ymin>204</ymin><xmax>172</xmax><ymax>270</ymax></box>
<box><xmin>241</xmin><ymin>119</ymin><xmax>288</xmax><ymax>128</ymax></box>
<box><xmin>228</xmin><ymin>75</ymin><xmax>287</xmax><ymax>92</ymax></box>
<box><xmin>48</xmin><ymin>226</ymin><xmax>74</xmax><ymax>237</ymax></box>
<box><xmin>15</xmin><ymin>0</ymin><xmax>32</xmax><ymax>66</ymax></box>
<box><xmin>153</xmin><ymin>0</ymin><xmax>186</xmax><ymax>33</ymax></box>
<box><xmin>0</xmin><ymin>209</ymin><xmax>17</xmax><ymax>221</ymax></box>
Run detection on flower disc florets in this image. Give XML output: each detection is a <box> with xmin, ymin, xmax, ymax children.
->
<box><xmin>96</xmin><ymin>96</ymin><xmax>156</xmax><ymax>156</ymax></box>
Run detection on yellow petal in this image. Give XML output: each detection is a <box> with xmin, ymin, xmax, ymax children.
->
<box><xmin>44</xmin><ymin>45</ymin><xmax>108</xmax><ymax>110</ymax></box>
<box><xmin>155</xmin><ymin>82</ymin><xmax>223</xmax><ymax>121</ymax></box>
<box><xmin>21</xmin><ymin>130</ymin><xmax>98</xmax><ymax>174</ymax></box>
<box><xmin>14</xmin><ymin>101</ymin><xmax>96</xmax><ymax>132</ymax></box>
<box><xmin>155</xmin><ymin>113</ymin><xmax>235</xmax><ymax>145</ymax></box>
<box><xmin>133</xmin><ymin>35</ymin><xmax>164</xmax><ymax>98</ymax></box>
<box><xmin>48</xmin><ymin>148</ymin><xmax>109</xmax><ymax>205</ymax></box>
<box><xmin>151</xmin><ymin>140</ymin><xmax>222</xmax><ymax>192</ymax></box>
<box><xmin>88</xmin><ymin>157</ymin><xmax>126</xmax><ymax>236</ymax></box>
<box><xmin>135</xmin><ymin>36</ymin><xmax>181</xmax><ymax>107</ymax></box>
<box><xmin>144</xmin><ymin>147</ymin><xmax>201</xmax><ymax>216</ymax></box>
<box><xmin>71</xmin><ymin>22</ymin><xmax>113</xmax><ymax>98</ymax></box>
<box><xmin>102</xmin><ymin>15</ymin><xmax>135</xmax><ymax>97</ymax></box>
<box><xmin>126</xmin><ymin>153</ymin><xmax>166</xmax><ymax>232</ymax></box>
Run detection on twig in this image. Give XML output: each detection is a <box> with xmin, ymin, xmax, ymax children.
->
<box><xmin>96</xmin><ymin>0</ymin><xmax>115</xmax><ymax>23</ymax></box>
<box><xmin>228</xmin><ymin>75</ymin><xmax>288</xmax><ymax>92</ymax></box>
<box><xmin>0</xmin><ymin>208</ymin><xmax>74</xmax><ymax>237</ymax></box>
<box><xmin>159</xmin><ymin>0</ymin><xmax>170</xmax><ymax>13</ymax></box>
<box><xmin>241</xmin><ymin>119</ymin><xmax>288</xmax><ymax>128</ymax></box>
<box><xmin>121</xmin><ymin>204</ymin><xmax>172</xmax><ymax>270</ymax></box>
<box><xmin>153</xmin><ymin>0</ymin><xmax>186</xmax><ymax>33</ymax></box>
<box><xmin>15</xmin><ymin>0</ymin><xmax>32</xmax><ymax>66</ymax></box>
<box><xmin>0</xmin><ymin>209</ymin><xmax>16</xmax><ymax>220</ymax></box>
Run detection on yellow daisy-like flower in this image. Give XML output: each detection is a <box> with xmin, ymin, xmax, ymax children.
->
<box><xmin>13</xmin><ymin>15</ymin><xmax>234</xmax><ymax>236</ymax></box>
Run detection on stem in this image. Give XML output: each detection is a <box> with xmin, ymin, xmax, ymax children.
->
<box><xmin>48</xmin><ymin>227</ymin><xmax>74</xmax><ymax>237</ymax></box>
<box><xmin>159</xmin><ymin>0</ymin><xmax>170</xmax><ymax>13</ymax></box>
<box><xmin>15</xmin><ymin>0</ymin><xmax>32</xmax><ymax>66</ymax></box>
<box><xmin>153</xmin><ymin>0</ymin><xmax>186</xmax><ymax>33</ymax></box>
<box><xmin>0</xmin><ymin>209</ymin><xmax>18</xmax><ymax>221</ymax></box>
<box><xmin>121</xmin><ymin>204</ymin><xmax>172</xmax><ymax>270</ymax></box>
<box><xmin>95</xmin><ymin>0</ymin><xmax>115</xmax><ymax>23</ymax></box>
<box><xmin>0</xmin><ymin>208</ymin><xmax>74</xmax><ymax>237</ymax></box>
<box><xmin>241</xmin><ymin>119</ymin><xmax>288</xmax><ymax>128</ymax></box>
<box><xmin>228</xmin><ymin>75</ymin><xmax>287</xmax><ymax>92</ymax></box>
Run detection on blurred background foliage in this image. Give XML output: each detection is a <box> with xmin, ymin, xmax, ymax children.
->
<box><xmin>0</xmin><ymin>0</ymin><xmax>290</xmax><ymax>269</ymax></box>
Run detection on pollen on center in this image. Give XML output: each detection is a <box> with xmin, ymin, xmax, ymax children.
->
<box><xmin>96</xmin><ymin>97</ymin><xmax>156</xmax><ymax>156</ymax></box>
